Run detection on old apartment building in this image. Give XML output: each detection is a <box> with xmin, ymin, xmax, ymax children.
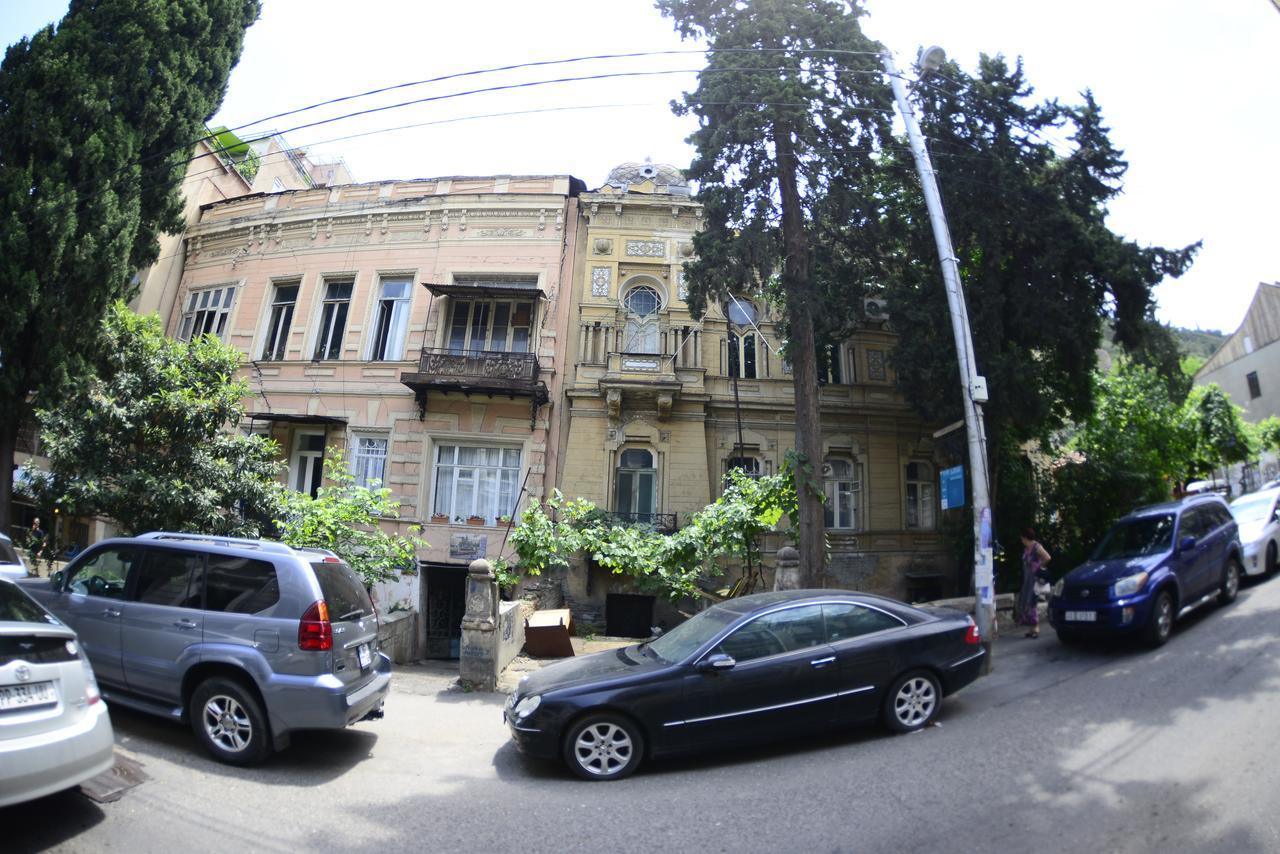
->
<box><xmin>135</xmin><ymin>159</ymin><xmax>951</xmax><ymax>654</ymax></box>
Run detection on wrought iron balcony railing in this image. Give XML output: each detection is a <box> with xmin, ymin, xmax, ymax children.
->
<box><xmin>401</xmin><ymin>348</ymin><xmax>547</xmax><ymax>426</ymax></box>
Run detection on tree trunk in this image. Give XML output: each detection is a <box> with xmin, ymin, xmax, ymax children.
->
<box><xmin>773</xmin><ymin>117</ymin><xmax>826</xmax><ymax>586</ymax></box>
<box><xmin>0</xmin><ymin>411</ymin><xmax>20</xmax><ymax>534</ymax></box>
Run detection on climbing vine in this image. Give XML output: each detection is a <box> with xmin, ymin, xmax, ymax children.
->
<box><xmin>494</xmin><ymin>463</ymin><xmax>799</xmax><ymax>600</ymax></box>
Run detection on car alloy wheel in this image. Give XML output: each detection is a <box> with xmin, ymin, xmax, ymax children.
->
<box><xmin>563</xmin><ymin>714</ymin><xmax>644</xmax><ymax>781</ymax></box>
<box><xmin>1219</xmin><ymin>559</ymin><xmax>1240</xmax><ymax>605</ymax></box>
<box><xmin>188</xmin><ymin>676</ymin><xmax>271</xmax><ymax>766</ymax></box>
<box><xmin>883</xmin><ymin>670</ymin><xmax>940</xmax><ymax>733</ymax></box>
<box><xmin>203</xmin><ymin>694</ymin><xmax>253</xmax><ymax>753</ymax></box>
<box><xmin>1145</xmin><ymin>590</ymin><xmax>1174</xmax><ymax>647</ymax></box>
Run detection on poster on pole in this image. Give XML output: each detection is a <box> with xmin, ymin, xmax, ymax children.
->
<box><xmin>940</xmin><ymin>465</ymin><xmax>965</xmax><ymax>510</ymax></box>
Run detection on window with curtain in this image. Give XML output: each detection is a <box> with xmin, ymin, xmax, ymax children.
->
<box><xmin>313</xmin><ymin>279</ymin><xmax>353</xmax><ymax>360</ymax></box>
<box><xmin>368</xmin><ymin>278</ymin><xmax>411</xmax><ymax>360</ymax></box>
<box><xmin>446</xmin><ymin>299</ymin><xmax>534</xmax><ymax>354</ymax></box>
<box><xmin>178</xmin><ymin>285</ymin><xmax>237</xmax><ymax>342</ymax></box>
<box><xmin>615</xmin><ymin>448</ymin><xmax>657</xmax><ymax>518</ymax></box>
<box><xmin>261</xmin><ymin>282</ymin><xmax>298</xmax><ymax>360</ymax></box>
<box><xmin>906</xmin><ymin>462</ymin><xmax>937</xmax><ymax>530</ymax></box>
<box><xmin>621</xmin><ymin>286</ymin><xmax>661</xmax><ymax>354</ymax></box>
<box><xmin>433</xmin><ymin>445</ymin><xmax>522</xmax><ymax>524</ymax></box>
<box><xmin>352</xmin><ymin>436</ymin><xmax>389</xmax><ymax>488</ymax></box>
<box><xmin>823</xmin><ymin>458</ymin><xmax>862</xmax><ymax>530</ymax></box>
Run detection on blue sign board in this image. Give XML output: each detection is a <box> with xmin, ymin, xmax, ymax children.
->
<box><xmin>940</xmin><ymin>465</ymin><xmax>965</xmax><ymax>510</ymax></box>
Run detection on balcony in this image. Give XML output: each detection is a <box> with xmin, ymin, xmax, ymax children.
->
<box><xmin>400</xmin><ymin>348</ymin><xmax>549</xmax><ymax>426</ymax></box>
<box><xmin>605</xmin><ymin>512</ymin><xmax>679</xmax><ymax>534</ymax></box>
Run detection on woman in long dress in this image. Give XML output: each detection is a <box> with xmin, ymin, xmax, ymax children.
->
<box><xmin>1018</xmin><ymin>527</ymin><xmax>1052</xmax><ymax>639</ymax></box>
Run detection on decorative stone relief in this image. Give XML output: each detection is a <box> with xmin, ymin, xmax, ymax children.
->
<box><xmin>364</xmin><ymin>214</ymin><xmax>372</xmax><ymax>236</ymax></box>
<box><xmin>309</xmin><ymin>221</ymin><xmax>318</xmax><ymax>240</ymax></box>
<box><xmin>538</xmin><ymin>209</ymin><xmax>547</xmax><ymax>231</ymax></box>
<box><xmin>593</xmin><ymin>238</ymin><xmax>613</xmax><ymax>255</ymax></box>
<box><xmin>656</xmin><ymin>392</ymin><xmax>673</xmax><ymax>422</ymax></box>
<box><xmin>458</xmin><ymin>209</ymin><xmax>468</xmax><ymax>231</ymax></box>
<box><xmin>676</xmin><ymin>272</ymin><xmax>688</xmax><ymax>301</ymax></box>
<box><xmin>478</xmin><ymin>228</ymin><xmax>528</xmax><ymax>238</ymax></box>
<box><xmin>678</xmin><ymin>241</ymin><xmax>694</xmax><ymax>258</ymax></box>
<box><xmin>626</xmin><ymin>239</ymin><xmax>665</xmax><ymax>257</ymax></box>
<box><xmin>867</xmin><ymin>348</ymin><xmax>886</xmax><ymax>381</ymax></box>
<box><xmin>556</xmin><ymin>208</ymin><xmax>564</xmax><ymax>231</ymax></box>
<box><xmin>591</xmin><ymin>267</ymin><xmax>611</xmax><ymax>297</ymax></box>
<box><xmin>441</xmin><ymin>210</ymin><xmax>450</xmax><ymax>231</ymax></box>
<box><xmin>606</xmin><ymin>389</ymin><xmax>622</xmax><ymax>420</ymax></box>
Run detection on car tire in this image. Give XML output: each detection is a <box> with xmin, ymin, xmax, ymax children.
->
<box><xmin>189</xmin><ymin>676</ymin><xmax>272</xmax><ymax>766</ymax></box>
<box><xmin>1218</xmin><ymin>557</ymin><xmax>1241</xmax><ymax>605</ymax></box>
<box><xmin>1266</xmin><ymin>542</ymin><xmax>1277</xmax><ymax>578</ymax></box>
<box><xmin>881</xmin><ymin>670</ymin><xmax>942</xmax><ymax>734</ymax></box>
<box><xmin>562</xmin><ymin>713</ymin><xmax>644</xmax><ymax>781</ymax></box>
<box><xmin>1144</xmin><ymin>589</ymin><xmax>1175</xmax><ymax>647</ymax></box>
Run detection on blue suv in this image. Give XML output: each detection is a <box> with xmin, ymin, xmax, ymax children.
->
<box><xmin>1048</xmin><ymin>496</ymin><xmax>1243</xmax><ymax>647</ymax></box>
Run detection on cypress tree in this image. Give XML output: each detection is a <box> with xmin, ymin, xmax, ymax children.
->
<box><xmin>0</xmin><ymin>0</ymin><xmax>260</xmax><ymax>529</ymax></box>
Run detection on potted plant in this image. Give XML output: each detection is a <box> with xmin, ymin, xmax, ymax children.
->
<box><xmin>430</xmin><ymin>513</ymin><xmax>450</xmax><ymax>525</ymax></box>
<box><xmin>466</xmin><ymin>515</ymin><xmax>486</xmax><ymax>526</ymax></box>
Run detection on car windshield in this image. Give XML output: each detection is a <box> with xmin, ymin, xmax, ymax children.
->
<box><xmin>647</xmin><ymin>606</ymin><xmax>736</xmax><ymax>664</ymax></box>
<box><xmin>0</xmin><ymin>582</ymin><xmax>56</xmax><ymax>624</ymax></box>
<box><xmin>1092</xmin><ymin>514</ymin><xmax>1176</xmax><ymax>560</ymax></box>
<box><xmin>1230</xmin><ymin>495</ymin><xmax>1276</xmax><ymax>526</ymax></box>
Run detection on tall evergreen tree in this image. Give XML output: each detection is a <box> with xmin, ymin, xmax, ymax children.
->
<box><xmin>881</xmin><ymin>56</ymin><xmax>1198</xmax><ymax>461</ymax></box>
<box><xmin>658</xmin><ymin>0</ymin><xmax>893</xmax><ymax>584</ymax></box>
<box><xmin>0</xmin><ymin>0</ymin><xmax>260</xmax><ymax>530</ymax></box>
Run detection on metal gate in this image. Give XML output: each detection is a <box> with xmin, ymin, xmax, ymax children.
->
<box><xmin>423</xmin><ymin>563</ymin><xmax>467</xmax><ymax>659</ymax></box>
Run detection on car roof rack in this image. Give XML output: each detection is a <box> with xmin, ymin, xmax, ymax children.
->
<box><xmin>136</xmin><ymin>532</ymin><xmax>296</xmax><ymax>555</ymax></box>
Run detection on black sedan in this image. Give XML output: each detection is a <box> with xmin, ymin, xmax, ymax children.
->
<box><xmin>504</xmin><ymin>589</ymin><xmax>985</xmax><ymax>780</ymax></box>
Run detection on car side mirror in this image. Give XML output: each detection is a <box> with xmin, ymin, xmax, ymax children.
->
<box><xmin>48</xmin><ymin>570</ymin><xmax>65</xmax><ymax>591</ymax></box>
<box><xmin>1179</xmin><ymin>536</ymin><xmax>1197</xmax><ymax>552</ymax></box>
<box><xmin>697</xmin><ymin>653</ymin><xmax>736</xmax><ymax>672</ymax></box>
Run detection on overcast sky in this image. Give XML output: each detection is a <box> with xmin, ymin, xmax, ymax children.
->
<box><xmin>3</xmin><ymin>0</ymin><xmax>1276</xmax><ymax>332</ymax></box>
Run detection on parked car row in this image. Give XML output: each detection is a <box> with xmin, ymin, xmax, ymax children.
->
<box><xmin>3</xmin><ymin>532</ymin><xmax>392</xmax><ymax>808</ymax></box>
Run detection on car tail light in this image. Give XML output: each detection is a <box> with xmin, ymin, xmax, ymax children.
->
<box><xmin>81</xmin><ymin>660</ymin><xmax>101</xmax><ymax>705</ymax></box>
<box><xmin>299</xmin><ymin>600</ymin><xmax>333</xmax><ymax>651</ymax></box>
<box><xmin>964</xmin><ymin>617</ymin><xmax>981</xmax><ymax>645</ymax></box>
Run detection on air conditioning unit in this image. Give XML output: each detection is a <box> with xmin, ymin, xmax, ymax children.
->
<box><xmin>863</xmin><ymin>296</ymin><xmax>889</xmax><ymax>321</ymax></box>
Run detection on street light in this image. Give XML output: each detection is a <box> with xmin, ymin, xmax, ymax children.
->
<box><xmin>882</xmin><ymin>47</ymin><xmax>996</xmax><ymax>671</ymax></box>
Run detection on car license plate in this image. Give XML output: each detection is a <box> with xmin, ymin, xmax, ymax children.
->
<box><xmin>1065</xmin><ymin>611</ymin><xmax>1096</xmax><ymax>622</ymax></box>
<box><xmin>0</xmin><ymin>680</ymin><xmax>57</xmax><ymax>711</ymax></box>
<box><xmin>357</xmin><ymin>643</ymin><xmax>372</xmax><ymax>669</ymax></box>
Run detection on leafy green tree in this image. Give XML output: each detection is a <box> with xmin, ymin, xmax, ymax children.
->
<box><xmin>1183</xmin><ymin>384</ymin><xmax>1255</xmax><ymax>479</ymax></box>
<box><xmin>882</xmin><ymin>56</ymin><xmax>1198</xmax><ymax>469</ymax></box>
<box><xmin>1045</xmin><ymin>359</ymin><xmax>1193</xmax><ymax>568</ymax></box>
<box><xmin>0</xmin><ymin>0</ymin><xmax>261</xmax><ymax>530</ymax></box>
<box><xmin>1257</xmin><ymin>416</ymin><xmax>1280</xmax><ymax>456</ymax></box>
<box><xmin>27</xmin><ymin>303</ymin><xmax>282</xmax><ymax>536</ymax></box>
<box><xmin>275</xmin><ymin>450</ymin><xmax>426</xmax><ymax>587</ymax></box>
<box><xmin>657</xmin><ymin>0</ymin><xmax>892</xmax><ymax>585</ymax></box>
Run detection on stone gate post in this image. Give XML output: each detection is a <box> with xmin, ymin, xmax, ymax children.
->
<box><xmin>459</xmin><ymin>558</ymin><xmax>499</xmax><ymax>691</ymax></box>
<box><xmin>773</xmin><ymin>545</ymin><xmax>802</xmax><ymax>591</ymax></box>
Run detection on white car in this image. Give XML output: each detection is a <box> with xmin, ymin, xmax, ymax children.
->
<box><xmin>0</xmin><ymin>578</ymin><xmax>115</xmax><ymax>807</ymax></box>
<box><xmin>0</xmin><ymin>533</ymin><xmax>28</xmax><ymax>581</ymax></box>
<box><xmin>1229</xmin><ymin>487</ymin><xmax>1280</xmax><ymax>577</ymax></box>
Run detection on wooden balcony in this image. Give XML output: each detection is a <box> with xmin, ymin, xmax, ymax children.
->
<box><xmin>400</xmin><ymin>348</ymin><xmax>549</xmax><ymax>426</ymax></box>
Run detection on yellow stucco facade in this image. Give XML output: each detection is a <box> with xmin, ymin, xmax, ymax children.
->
<box><xmin>557</xmin><ymin>163</ymin><xmax>954</xmax><ymax>606</ymax></box>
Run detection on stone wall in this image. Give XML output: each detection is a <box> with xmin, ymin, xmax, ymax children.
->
<box><xmin>377</xmin><ymin>610</ymin><xmax>417</xmax><ymax>664</ymax></box>
<box><xmin>497</xmin><ymin>600</ymin><xmax>532</xmax><ymax>674</ymax></box>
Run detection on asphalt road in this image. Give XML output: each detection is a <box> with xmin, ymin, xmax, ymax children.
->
<box><xmin>10</xmin><ymin>574</ymin><xmax>1280</xmax><ymax>854</ymax></box>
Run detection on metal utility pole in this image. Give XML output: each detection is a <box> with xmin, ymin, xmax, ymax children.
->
<box><xmin>883</xmin><ymin>48</ymin><xmax>996</xmax><ymax>672</ymax></box>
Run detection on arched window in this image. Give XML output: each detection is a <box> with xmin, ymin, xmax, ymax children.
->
<box><xmin>905</xmin><ymin>462</ymin><xmax>936</xmax><ymax>530</ymax></box>
<box><xmin>621</xmin><ymin>285</ymin><xmax>661</xmax><ymax>354</ymax></box>
<box><xmin>615</xmin><ymin>448</ymin><xmax>656</xmax><ymax>520</ymax></box>
<box><xmin>824</xmin><ymin>457</ymin><xmax>862</xmax><ymax>530</ymax></box>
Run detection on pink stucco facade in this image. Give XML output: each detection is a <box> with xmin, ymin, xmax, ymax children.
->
<box><xmin>169</xmin><ymin>176</ymin><xmax>582</xmax><ymax>575</ymax></box>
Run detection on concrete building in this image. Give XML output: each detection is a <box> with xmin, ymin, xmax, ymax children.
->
<box><xmin>1194</xmin><ymin>282</ymin><xmax>1280</xmax><ymax>489</ymax></box>
<box><xmin>167</xmin><ymin>174</ymin><xmax>584</xmax><ymax>655</ymax></box>
<box><xmin>553</xmin><ymin>162</ymin><xmax>951</xmax><ymax>631</ymax></box>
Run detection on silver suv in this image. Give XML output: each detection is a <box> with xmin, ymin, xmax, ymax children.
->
<box><xmin>19</xmin><ymin>532</ymin><xmax>391</xmax><ymax>765</ymax></box>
